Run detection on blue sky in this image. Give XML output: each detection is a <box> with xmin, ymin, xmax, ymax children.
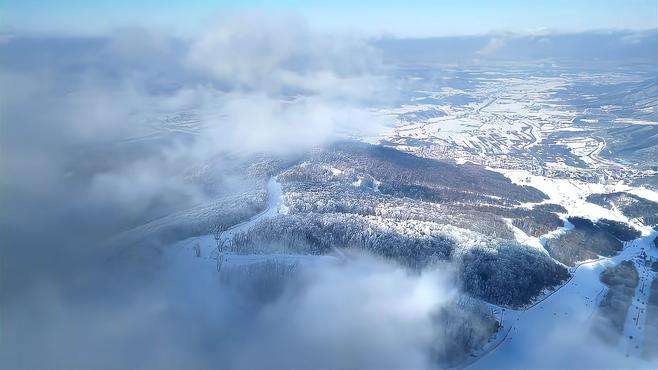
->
<box><xmin>2</xmin><ymin>0</ymin><xmax>657</xmax><ymax>36</ymax></box>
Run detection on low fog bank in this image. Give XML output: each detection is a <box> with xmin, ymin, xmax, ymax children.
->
<box><xmin>0</xmin><ymin>13</ymin><xmax>393</xmax><ymax>284</ymax></box>
<box><xmin>0</xmin><ymin>14</ymin><xmax>392</xmax><ymax>225</ymax></box>
<box><xmin>3</xmin><ymin>247</ymin><xmax>462</xmax><ymax>370</ymax></box>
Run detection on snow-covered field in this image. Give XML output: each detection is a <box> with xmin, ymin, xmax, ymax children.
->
<box><xmin>380</xmin><ymin>75</ymin><xmax>575</xmax><ymax>166</ymax></box>
<box><xmin>379</xmin><ymin>68</ymin><xmax>657</xmax><ymax>186</ymax></box>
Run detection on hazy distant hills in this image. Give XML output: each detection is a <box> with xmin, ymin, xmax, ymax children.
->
<box><xmin>375</xmin><ymin>30</ymin><xmax>658</xmax><ymax>64</ymax></box>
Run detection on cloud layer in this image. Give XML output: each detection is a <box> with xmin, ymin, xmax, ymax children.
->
<box><xmin>0</xmin><ymin>14</ymin><xmax>401</xmax><ymax>370</ymax></box>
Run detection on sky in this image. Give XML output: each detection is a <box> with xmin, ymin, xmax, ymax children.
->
<box><xmin>2</xmin><ymin>0</ymin><xmax>657</xmax><ymax>37</ymax></box>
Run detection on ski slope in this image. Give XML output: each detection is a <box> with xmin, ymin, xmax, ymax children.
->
<box><xmin>467</xmin><ymin>230</ymin><xmax>657</xmax><ymax>369</ymax></box>
<box><xmin>466</xmin><ymin>170</ymin><xmax>658</xmax><ymax>369</ymax></box>
<box><xmin>621</xmin><ymin>252</ymin><xmax>657</xmax><ymax>358</ymax></box>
